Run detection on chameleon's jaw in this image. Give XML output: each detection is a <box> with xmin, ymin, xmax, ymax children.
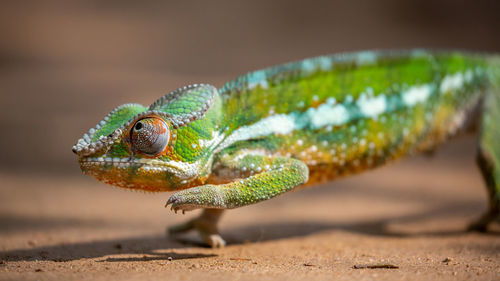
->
<box><xmin>78</xmin><ymin>156</ymin><xmax>201</xmax><ymax>192</ymax></box>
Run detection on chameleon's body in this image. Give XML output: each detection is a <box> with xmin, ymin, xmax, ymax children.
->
<box><xmin>73</xmin><ymin>50</ymin><xmax>500</xmax><ymax>247</ymax></box>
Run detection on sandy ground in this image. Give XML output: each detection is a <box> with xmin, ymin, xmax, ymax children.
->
<box><xmin>1</xmin><ymin>137</ymin><xmax>499</xmax><ymax>281</ymax></box>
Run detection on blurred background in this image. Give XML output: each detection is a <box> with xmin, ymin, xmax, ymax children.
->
<box><xmin>1</xmin><ymin>0</ymin><xmax>499</xmax><ymax>176</ymax></box>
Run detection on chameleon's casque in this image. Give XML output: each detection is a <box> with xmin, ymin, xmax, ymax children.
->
<box><xmin>73</xmin><ymin>49</ymin><xmax>500</xmax><ymax>247</ymax></box>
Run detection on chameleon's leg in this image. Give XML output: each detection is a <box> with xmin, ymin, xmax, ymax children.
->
<box><xmin>468</xmin><ymin>148</ymin><xmax>500</xmax><ymax>231</ymax></box>
<box><xmin>165</xmin><ymin>155</ymin><xmax>308</xmax><ymax>246</ymax></box>
<box><xmin>167</xmin><ymin>209</ymin><xmax>226</xmax><ymax>248</ymax></box>
<box><xmin>166</xmin><ymin>155</ymin><xmax>309</xmax><ymax>211</ymax></box>
<box><xmin>469</xmin><ymin>82</ymin><xmax>500</xmax><ymax>231</ymax></box>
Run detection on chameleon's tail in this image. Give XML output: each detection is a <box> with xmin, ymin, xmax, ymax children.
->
<box><xmin>471</xmin><ymin>55</ymin><xmax>500</xmax><ymax>230</ymax></box>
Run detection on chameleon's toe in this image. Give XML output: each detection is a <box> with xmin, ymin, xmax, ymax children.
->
<box><xmin>194</xmin><ymin>221</ymin><xmax>226</xmax><ymax>248</ymax></box>
<box><xmin>167</xmin><ymin>209</ymin><xmax>225</xmax><ymax>248</ymax></box>
<box><xmin>165</xmin><ymin>195</ymin><xmax>180</xmax><ymax>207</ymax></box>
<box><xmin>165</xmin><ymin>192</ymin><xmax>201</xmax><ymax>213</ymax></box>
<box><xmin>202</xmin><ymin>234</ymin><xmax>226</xmax><ymax>248</ymax></box>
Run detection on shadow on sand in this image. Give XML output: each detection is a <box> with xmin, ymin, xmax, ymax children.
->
<box><xmin>1</xmin><ymin>200</ymin><xmax>498</xmax><ymax>263</ymax></box>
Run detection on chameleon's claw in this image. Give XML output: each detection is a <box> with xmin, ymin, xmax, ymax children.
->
<box><xmin>165</xmin><ymin>188</ymin><xmax>212</xmax><ymax>213</ymax></box>
<box><xmin>165</xmin><ymin>195</ymin><xmax>180</xmax><ymax>207</ymax></box>
<box><xmin>165</xmin><ymin>195</ymin><xmax>186</xmax><ymax>213</ymax></box>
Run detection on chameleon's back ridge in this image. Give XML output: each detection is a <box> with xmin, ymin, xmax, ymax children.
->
<box><xmin>73</xmin><ymin>49</ymin><xmax>500</xmax><ymax>247</ymax></box>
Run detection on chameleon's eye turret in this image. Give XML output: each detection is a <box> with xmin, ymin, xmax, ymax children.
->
<box><xmin>130</xmin><ymin>117</ymin><xmax>170</xmax><ymax>155</ymax></box>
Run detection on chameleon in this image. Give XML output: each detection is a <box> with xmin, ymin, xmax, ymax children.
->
<box><xmin>72</xmin><ymin>49</ymin><xmax>500</xmax><ymax>248</ymax></box>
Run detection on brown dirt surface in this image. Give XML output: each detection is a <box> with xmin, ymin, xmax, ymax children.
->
<box><xmin>1</xmin><ymin>137</ymin><xmax>499</xmax><ymax>281</ymax></box>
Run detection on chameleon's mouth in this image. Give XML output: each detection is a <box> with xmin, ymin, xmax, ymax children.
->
<box><xmin>79</xmin><ymin>156</ymin><xmax>173</xmax><ymax>172</ymax></box>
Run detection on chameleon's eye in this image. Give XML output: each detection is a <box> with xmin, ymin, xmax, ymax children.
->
<box><xmin>130</xmin><ymin>117</ymin><xmax>169</xmax><ymax>155</ymax></box>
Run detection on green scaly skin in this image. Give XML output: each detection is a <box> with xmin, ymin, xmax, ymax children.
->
<box><xmin>73</xmin><ymin>49</ymin><xmax>500</xmax><ymax>247</ymax></box>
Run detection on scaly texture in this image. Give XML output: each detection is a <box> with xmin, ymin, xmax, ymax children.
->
<box><xmin>72</xmin><ymin>49</ymin><xmax>500</xmax><ymax>247</ymax></box>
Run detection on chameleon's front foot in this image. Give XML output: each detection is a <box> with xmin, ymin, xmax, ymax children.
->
<box><xmin>167</xmin><ymin>208</ymin><xmax>226</xmax><ymax>248</ymax></box>
<box><xmin>165</xmin><ymin>185</ymin><xmax>226</xmax><ymax>213</ymax></box>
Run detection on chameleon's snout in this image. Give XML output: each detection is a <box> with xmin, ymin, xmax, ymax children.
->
<box><xmin>72</xmin><ymin>146</ymin><xmax>77</xmax><ymax>154</ymax></box>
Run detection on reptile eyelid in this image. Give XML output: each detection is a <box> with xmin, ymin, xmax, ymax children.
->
<box><xmin>130</xmin><ymin>117</ymin><xmax>170</xmax><ymax>155</ymax></box>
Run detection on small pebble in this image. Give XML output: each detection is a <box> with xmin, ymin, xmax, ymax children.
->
<box><xmin>442</xmin><ymin>257</ymin><xmax>452</xmax><ymax>263</ymax></box>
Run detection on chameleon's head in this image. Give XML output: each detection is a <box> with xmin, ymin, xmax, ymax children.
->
<box><xmin>72</xmin><ymin>84</ymin><xmax>222</xmax><ymax>192</ymax></box>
